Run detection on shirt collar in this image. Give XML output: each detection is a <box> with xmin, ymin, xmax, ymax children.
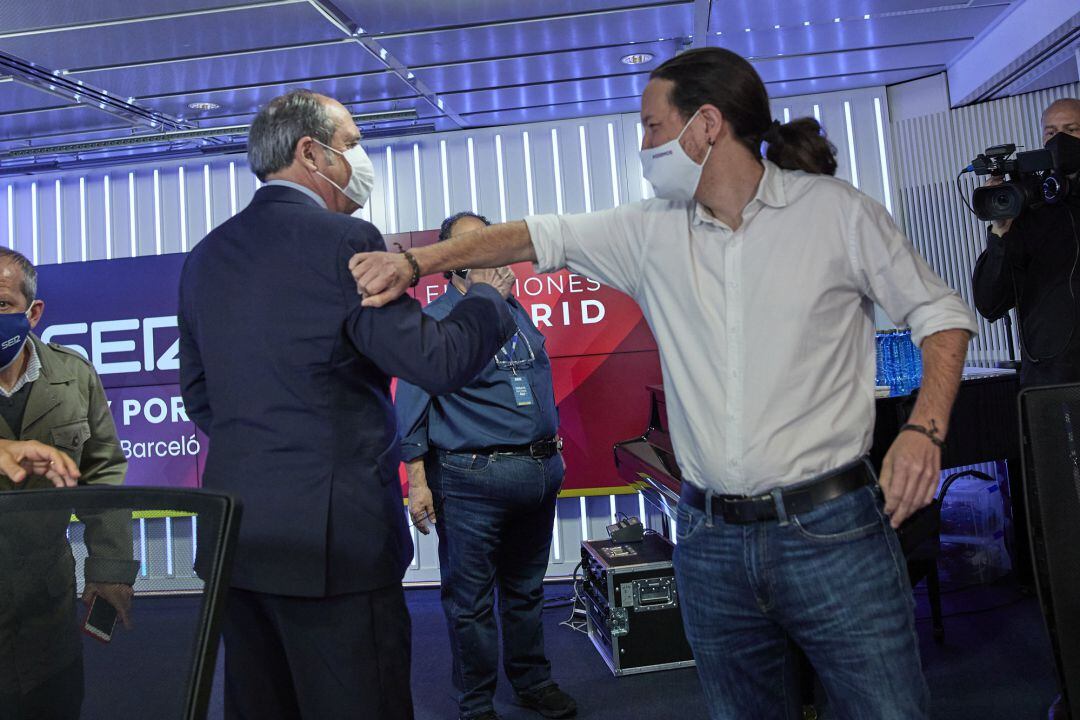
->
<box><xmin>0</xmin><ymin>339</ymin><xmax>41</xmax><ymax>398</ymax></box>
<box><xmin>755</xmin><ymin>159</ymin><xmax>788</xmax><ymax>208</ymax></box>
<box><xmin>263</xmin><ymin>179</ymin><xmax>327</xmax><ymax>209</ymax></box>
<box><xmin>692</xmin><ymin>159</ymin><xmax>788</xmax><ymax>228</ymax></box>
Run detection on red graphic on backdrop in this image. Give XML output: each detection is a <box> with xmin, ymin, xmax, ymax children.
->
<box><xmin>393</xmin><ymin>231</ymin><xmax>662</xmax><ymax>494</ymax></box>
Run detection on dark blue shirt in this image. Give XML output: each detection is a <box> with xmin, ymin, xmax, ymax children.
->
<box><xmin>396</xmin><ymin>284</ymin><xmax>559</xmax><ymax>461</ymax></box>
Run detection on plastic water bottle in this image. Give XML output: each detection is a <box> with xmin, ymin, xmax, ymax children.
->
<box><xmin>887</xmin><ymin>332</ymin><xmax>903</xmax><ymax>394</ymax></box>
<box><xmin>905</xmin><ymin>330</ymin><xmax>923</xmax><ymax>390</ymax></box>
<box><xmin>897</xmin><ymin>329</ymin><xmax>911</xmax><ymax>394</ymax></box>
<box><xmin>900</xmin><ymin>329</ymin><xmax>923</xmax><ymax>394</ymax></box>
<box><xmin>876</xmin><ymin>330</ymin><xmax>897</xmax><ymax>394</ymax></box>
<box><xmin>912</xmin><ymin>337</ymin><xmax>924</xmax><ymax>388</ymax></box>
<box><xmin>875</xmin><ymin>332</ymin><xmax>887</xmax><ymax>387</ymax></box>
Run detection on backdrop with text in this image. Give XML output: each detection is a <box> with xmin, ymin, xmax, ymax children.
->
<box><xmin>34</xmin><ymin>231</ymin><xmax>661</xmax><ymax>495</ymax></box>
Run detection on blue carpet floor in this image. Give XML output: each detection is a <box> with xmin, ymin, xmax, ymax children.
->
<box><xmin>81</xmin><ymin>578</ymin><xmax>1059</xmax><ymax>719</ymax></box>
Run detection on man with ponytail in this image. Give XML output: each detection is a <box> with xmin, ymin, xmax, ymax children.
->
<box><xmin>350</xmin><ymin>48</ymin><xmax>977</xmax><ymax>719</ymax></box>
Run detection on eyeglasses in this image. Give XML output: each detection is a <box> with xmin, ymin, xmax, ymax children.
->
<box><xmin>494</xmin><ymin>331</ymin><xmax>535</xmax><ymax>372</ymax></box>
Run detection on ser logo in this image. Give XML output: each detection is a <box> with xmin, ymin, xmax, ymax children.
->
<box><xmin>39</xmin><ymin>316</ymin><xmax>179</xmax><ymax>376</ymax></box>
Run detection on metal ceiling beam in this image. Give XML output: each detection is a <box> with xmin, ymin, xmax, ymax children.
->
<box><xmin>0</xmin><ymin>109</ymin><xmax>419</xmax><ymax>160</ymax></box>
<box><xmin>98</xmin><ymin>69</ymin><xmax>396</xmax><ymax>103</ymax></box>
<box><xmin>692</xmin><ymin>0</ymin><xmax>712</xmax><ymax>49</ymax></box>
<box><xmin>64</xmin><ymin>33</ymin><xmax>968</xmax><ymax>87</ymax></box>
<box><xmin>0</xmin><ymin>50</ymin><xmax>192</xmax><ymax>132</ymax></box>
<box><xmin>458</xmin><ymin>93</ymin><xmax>643</xmax><ymax>119</ymax></box>
<box><xmin>368</xmin><ymin>1</ymin><xmax>690</xmax><ymax>40</ymax></box>
<box><xmin>948</xmin><ymin>0</ymin><xmax>1080</xmax><ymax>106</ymax></box>
<box><xmin>453</xmin><ymin>64</ymin><xmax>946</xmax><ymax>117</ymax></box>
<box><xmin>64</xmin><ymin>35</ymin><xmax>626</xmax><ymax>79</ymax></box>
<box><xmin>989</xmin><ymin>26</ymin><xmax>1080</xmax><ymax>99</ymax></box>
<box><xmin>3</xmin><ymin>31</ymin><xmax>970</xmax><ymax>124</ymax></box>
<box><xmin>50</xmin><ymin>2</ymin><xmax>987</xmax><ymax>80</ymax></box>
<box><xmin>0</xmin><ymin>125</ymin><xmax>432</xmax><ymax>178</ymax></box>
<box><xmin>353</xmin><ymin>36</ymin><xmax>468</xmax><ymax>128</ymax></box>
<box><xmin>0</xmin><ymin>104</ymin><xmax>419</xmax><ymax>150</ymax></box>
<box><xmin>397</xmin><ymin>36</ymin><xmax>966</xmax><ymax>75</ymax></box>
<box><xmin>65</xmin><ymin>38</ymin><xmax>354</xmax><ymax>75</ymax></box>
<box><xmin>0</xmin><ymin>0</ymin><xmax>307</xmax><ymax>40</ymax></box>
<box><xmin>304</xmin><ymin>0</ymin><xmax>467</xmax><ymax>128</ymax></box>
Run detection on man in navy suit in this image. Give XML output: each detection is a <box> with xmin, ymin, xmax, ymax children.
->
<box><xmin>178</xmin><ymin>89</ymin><xmax>517</xmax><ymax>720</ymax></box>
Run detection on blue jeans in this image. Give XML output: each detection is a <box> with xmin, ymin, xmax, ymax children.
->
<box><xmin>673</xmin><ymin>480</ymin><xmax>930</xmax><ymax>720</ymax></box>
<box><xmin>428</xmin><ymin>450</ymin><xmax>564</xmax><ymax>719</ymax></box>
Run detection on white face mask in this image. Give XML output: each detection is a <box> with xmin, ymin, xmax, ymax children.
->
<box><xmin>639</xmin><ymin>109</ymin><xmax>712</xmax><ymax>201</ymax></box>
<box><xmin>314</xmin><ymin>140</ymin><xmax>375</xmax><ymax>209</ymax></box>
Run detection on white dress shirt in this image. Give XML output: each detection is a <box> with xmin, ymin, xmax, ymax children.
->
<box><xmin>525</xmin><ymin>160</ymin><xmax>978</xmax><ymax>496</ymax></box>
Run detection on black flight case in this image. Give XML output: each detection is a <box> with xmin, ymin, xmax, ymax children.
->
<box><xmin>580</xmin><ymin>534</ymin><xmax>695</xmax><ymax>676</ymax></box>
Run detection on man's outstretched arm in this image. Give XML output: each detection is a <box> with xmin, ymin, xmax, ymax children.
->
<box><xmin>350</xmin><ymin>221</ymin><xmax>535</xmax><ymax>307</ymax></box>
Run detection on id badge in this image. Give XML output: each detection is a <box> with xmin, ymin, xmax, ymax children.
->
<box><xmin>511</xmin><ymin>374</ymin><xmax>534</xmax><ymax>406</ymax></box>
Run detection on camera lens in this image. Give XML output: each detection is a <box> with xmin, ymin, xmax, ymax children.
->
<box><xmin>973</xmin><ymin>183</ymin><xmax>1024</xmax><ymax>221</ymax></box>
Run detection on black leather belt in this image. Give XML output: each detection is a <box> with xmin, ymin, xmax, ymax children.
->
<box><xmin>464</xmin><ymin>437</ymin><xmax>562</xmax><ymax>459</ymax></box>
<box><xmin>680</xmin><ymin>460</ymin><xmax>874</xmax><ymax>525</ymax></box>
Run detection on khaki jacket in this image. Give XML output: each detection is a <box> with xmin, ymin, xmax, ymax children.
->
<box><xmin>0</xmin><ymin>335</ymin><xmax>138</xmax><ymax>694</ymax></box>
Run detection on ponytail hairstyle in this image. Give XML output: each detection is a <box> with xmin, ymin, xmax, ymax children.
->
<box><xmin>650</xmin><ymin>48</ymin><xmax>837</xmax><ymax>176</ymax></box>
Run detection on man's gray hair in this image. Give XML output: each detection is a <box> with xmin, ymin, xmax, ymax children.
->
<box><xmin>0</xmin><ymin>247</ymin><xmax>37</xmax><ymax>306</ymax></box>
<box><xmin>248</xmin><ymin>89</ymin><xmax>338</xmax><ymax>181</ymax></box>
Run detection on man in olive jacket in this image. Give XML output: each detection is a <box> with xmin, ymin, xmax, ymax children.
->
<box><xmin>0</xmin><ymin>248</ymin><xmax>138</xmax><ymax>719</ymax></box>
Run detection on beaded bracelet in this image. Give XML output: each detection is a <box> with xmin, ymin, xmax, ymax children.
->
<box><xmin>403</xmin><ymin>251</ymin><xmax>421</xmax><ymax>288</ymax></box>
<box><xmin>899</xmin><ymin>421</ymin><xmax>946</xmax><ymax>450</ymax></box>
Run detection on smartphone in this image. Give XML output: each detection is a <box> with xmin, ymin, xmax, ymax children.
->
<box><xmin>82</xmin><ymin>596</ymin><xmax>118</xmax><ymax>643</ymax></box>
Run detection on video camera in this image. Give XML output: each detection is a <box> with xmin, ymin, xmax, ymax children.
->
<box><xmin>967</xmin><ymin>143</ymin><xmax>1066</xmax><ymax>221</ymax></box>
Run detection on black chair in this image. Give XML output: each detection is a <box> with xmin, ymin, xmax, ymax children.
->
<box><xmin>0</xmin><ymin>487</ymin><xmax>240</xmax><ymax>720</ymax></box>
<box><xmin>1019</xmin><ymin>383</ymin><xmax>1080</xmax><ymax>718</ymax></box>
<box><xmin>898</xmin><ymin>467</ymin><xmax>999</xmax><ymax>643</ymax></box>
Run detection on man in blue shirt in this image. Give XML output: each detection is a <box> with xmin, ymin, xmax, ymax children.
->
<box><xmin>397</xmin><ymin>212</ymin><xmax>576</xmax><ymax>720</ymax></box>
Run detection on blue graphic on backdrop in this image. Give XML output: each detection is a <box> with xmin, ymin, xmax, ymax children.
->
<box><xmin>35</xmin><ymin>253</ymin><xmax>201</xmax><ymax>488</ymax></box>
<box><xmin>36</xmin><ymin>254</ymin><xmax>185</xmax><ymax>389</ymax></box>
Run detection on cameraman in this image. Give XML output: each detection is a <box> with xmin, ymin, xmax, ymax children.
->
<box><xmin>971</xmin><ymin>97</ymin><xmax>1080</xmax><ymax>720</ymax></box>
<box><xmin>972</xmin><ymin>98</ymin><xmax>1080</xmax><ymax>385</ymax></box>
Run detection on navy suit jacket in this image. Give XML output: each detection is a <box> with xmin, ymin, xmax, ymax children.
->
<box><xmin>178</xmin><ymin>185</ymin><xmax>515</xmax><ymax>597</ymax></box>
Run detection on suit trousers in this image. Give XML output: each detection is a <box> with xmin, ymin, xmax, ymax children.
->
<box><xmin>223</xmin><ymin>584</ymin><xmax>413</xmax><ymax>720</ymax></box>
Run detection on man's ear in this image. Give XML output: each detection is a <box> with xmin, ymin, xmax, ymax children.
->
<box><xmin>27</xmin><ymin>299</ymin><xmax>44</xmax><ymax>329</ymax></box>
<box><xmin>698</xmin><ymin>104</ymin><xmax>726</xmax><ymax>145</ymax></box>
<box><xmin>295</xmin><ymin>136</ymin><xmax>319</xmax><ymax>172</ymax></box>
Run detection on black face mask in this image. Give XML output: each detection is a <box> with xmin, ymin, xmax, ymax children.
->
<box><xmin>1046</xmin><ymin>131</ymin><xmax>1080</xmax><ymax>176</ymax></box>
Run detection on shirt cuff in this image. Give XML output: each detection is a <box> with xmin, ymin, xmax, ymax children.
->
<box><xmin>400</xmin><ymin>441</ymin><xmax>429</xmax><ymax>463</ymax></box>
<box><xmin>524</xmin><ymin>214</ymin><xmax>564</xmax><ymax>274</ymax></box>
<box><xmin>907</xmin><ymin>296</ymin><xmax>980</xmax><ymax>348</ymax></box>
<box><xmin>84</xmin><ymin>557</ymin><xmax>140</xmax><ymax>585</ymax></box>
